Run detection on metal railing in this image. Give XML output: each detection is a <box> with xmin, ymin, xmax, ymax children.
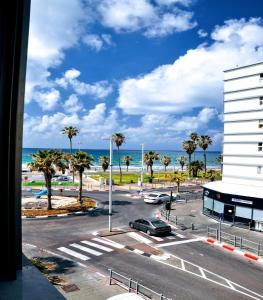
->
<box><xmin>207</xmin><ymin>226</ymin><xmax>263</xmax><ymax>256</ymax></box>
<box><xmin>109</xmin><ymin>269</ymin><xmax>172</xmax><ymax>300</ymax></box>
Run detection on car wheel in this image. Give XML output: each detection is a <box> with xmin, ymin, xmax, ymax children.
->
<box><xmin>130</xmin><ymin>223</ymin><xmax>134</xmax><ymax>228</ymax></box>
<box><xmin>146</xmin><ymin>229</ymin><xmax>152</xmax><ymax>236</ymax></box>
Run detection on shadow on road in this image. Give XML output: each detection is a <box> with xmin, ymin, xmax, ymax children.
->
<box><xmin>33</xmin><ymin>256</ymin><xmax>76</xmax><ymax>274</ymax></box>
<box><xmin>101</xmin><ymin>200</ymin><xmax>132</xmax><ymax>206</ymax></box>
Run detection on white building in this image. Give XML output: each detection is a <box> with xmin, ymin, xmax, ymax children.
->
<box><xmin>203</xmin><ymin>62</ymin><xmax>263</xmax><ymax>231</ymax></box>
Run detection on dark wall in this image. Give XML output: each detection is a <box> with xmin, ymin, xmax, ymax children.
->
<box><xmin>0</xmin><ymin>0</ymin><xmax>31</xmax><ymax>280</ymax></box>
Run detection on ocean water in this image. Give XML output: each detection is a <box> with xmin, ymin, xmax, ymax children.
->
<box><xmin>22</xmin><ymin>148</ymin><xmax>221</xmax><ymax>170</ymax></box>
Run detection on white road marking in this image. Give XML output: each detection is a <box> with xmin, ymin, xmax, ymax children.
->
<box><xmin>57</xmin><ymin>247</ymin><xmax>90</xmax><ymax>261</ymax></box>
<box><xmin>166</xmin><ymin>236</ymin><xmax>176</xmax><ymax>240</ymax></box>
<box><xmin>96</xmin><ymin>272</ymin><xmax>106</xmax><ymax>278</ymax></box>
<box><xmin>81</xmin><ymin>240</ymin><xmax>113</xmax><ymax>252</ymax></box>
<box><xmin>174</xmin><ymin>232</ymin><xmax>186</xmax><ymax>238</ymax></box>
<box><xmin>226</xmin><ymin>280</ymin><xmax>236</xmax><ymax>290</ymax></box>
<box><xmin>70</xmin><ymin>243</ymin><xmax>103</xmax><ymax>256</ymax></box>
<box><xmin>156</xmin><ymin>254</ymin><xmax>263</xmax><ymax>300</ymax></box>
<box><xmin>156</xmin><ymin>238</ymin><xmax>203</xmax><ymax>248</ymax></box>
<box><xmin>134</xmin><ymin>249</ymin><xmax>144</xmax><ymax>255</ymax></box>
<box><xmin>181</xmin><ymin>260</ymin><xmax>185</xmax><ymax>271</ymax></box>
<box><xmin>199</xmin><ymin>267</ymin><xmax>206</xmax><ymax>279</ymax></box>
<box><xmin>139</xmin><ymin>231</ymin><xmax>164</xmax><ymax>242</ymax></box>
<box><xmin>128</xmin><ymin>232</ymin><xmax>153</xmax><ymax>244</ymax></box>
<box><xmin>92</xmin><ymin>237</ymin><xmax>124</xmax><ymax>249</ymax></box>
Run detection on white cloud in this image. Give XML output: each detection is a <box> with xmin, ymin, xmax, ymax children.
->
<box><xmin>197</xmin><ymin>29</ymin><xmax>208</xmax><ymax>37</ymax></box>
<box><xmin>117</xmin><ymin>18</ymin><xmax>263</xmax><ymax>115</ymax></box>
<box><xmin>56</xmin><ymin>69</ymin><xmax>113</xmax><ymax>99</ymax></box>
<box><xmin>96</xmin><ymin>0</ymin><xmax>196</xmax><ymax>37</ymax></box>
<box><xmin>25</xmin><ymin>0</ymin><xmax>89</xmax><ymax>106</ymax></box>
<box><xmin>64</xmin><ymin>94</ymin><xmax>83</xmax><ymax>113</ymax></box>
<box><xmin>82</xmin><ymin>33</ymin><xmax>114</xmax><ymax>51</ymax></box>
<box><xmin>23</xmin><ymin>103</ymin><xmax>119</xmax><ymax>146</ymax></box>
<box><xmin>35</xmin><ymin>89</ymin><xmax>60</xmax><ymax>111</ymax></box>
<box><xmin>155</xmin><ymin>0</ymin><xmax>192</xmax><ymax>6</ymax></box>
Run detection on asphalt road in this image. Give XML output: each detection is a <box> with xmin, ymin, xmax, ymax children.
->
<box><xmin>22</xmin><ymin>191</ymin><xmax>263</xmax><ymax>300</ymax></box>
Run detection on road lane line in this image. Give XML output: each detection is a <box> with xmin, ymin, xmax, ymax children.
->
<box><xmin>92</xmin><ymin>237</ymin><xmax>124</xmax><ymax>249</ymax></box>
<box><xmin>134</xmin><ymin>249</ymin><xmax>144</xmax><ymax>255</ymax></box>
<box><xmin>128</xmin><ymin>232</ymin><xmax>153</xmax><ymax>244</ymax></box>
<box><xmin>155</xmin><ymin>238</ymin><xmax>203</xmax><ymax>247</ymax></box>
<box><xmin>172</xmin><ymin>232</ymin><xmax>185</xmax><ymax>238</ymax></box>
<box><xmin>199</xmin><ymin>267</ymin><xmax>206</xmax><ymax>279</ymax></box>
<box><xmin>155</xmin><ymin>257</ymin><xmax>263</xmax><ymax>300</ymax></box>
<box><xmin>226</xmin><ymin>280</ymin><xmax>236</xmax><ymax>290</ymax></box>
<box><xmin>70</xmin><ymin>243</ymin><xmax>103</xmax><ymax>256</ymax></box>
<box><xmin>81</xmin><ymin>240</ymin><xmax>113</xmax><ymax>252</ymax></box>
<box><xmin>57</xmin><ymin>247</ymin><xmax>90</xmax><ymax>261</ymax></box>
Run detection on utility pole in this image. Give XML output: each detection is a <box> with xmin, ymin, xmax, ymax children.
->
<box><xmin>109</xmin><ymin>137</ymin><xmax>113</xmax><ymax>232</ymax></box>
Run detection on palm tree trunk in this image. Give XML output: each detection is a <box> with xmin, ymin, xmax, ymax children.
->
<box><xmin>150</xmin><ymin>165</ymin><xmax>153</xmax><ymax>178</ymax></box>
<box><xmin>69</xmin><ymin>137</ymin><xmax>75</xmax><ymax>183</ymax></box>
<box><xmin>117</xmin><ymin>146</ymin><xmax>122</xmax><ymax>183</ymax></box>
<box><xmin>177</xmin><ymin>181</ymin><xmax>180</xmax><ymax>193</ymax></box>
<box><xmin>45</xmin><ymin>173</ymin><xmax>52</xmax><ymax>210</ymax></box>
<box><xmin>204</xmin><ymin>150</ymin><xmax>207</xmax><ymax>176</ymax></box>
<box><xmin>78</xmin><ymin>171</ymin><xmax>83</xmax><ymax>203</ymax></box>
<box><xmin>126</xmin><ymin>164</ymin><xmax>128</xmax><ymax>172</ymax></box>
<box><xmin>188</xmin><ymin>154</ymin><xmax>191</xmax><ymax>177</ymax></box>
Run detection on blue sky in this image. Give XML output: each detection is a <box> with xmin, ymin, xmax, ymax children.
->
<box><xmin>23</xmin><ymin>0</ymin><xmax>263</xmax><ymax>150</ymax></box>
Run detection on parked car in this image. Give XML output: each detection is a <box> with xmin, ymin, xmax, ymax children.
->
<box><xmin>51</xmin><ymin>175</ymin><xmax>70</xmax><ymax>182</ymax></box>
<box><xmin>129</xmin><ymin>218</ymin><xmax>171</xmax><ymax>235</ymax></box>
<box><xmin>144</xmin><ymin>192</ymin><xmax>174</xmax><ymax>204</ymax></box>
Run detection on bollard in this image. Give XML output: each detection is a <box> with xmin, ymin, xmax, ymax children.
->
<box><xmin>216</xmin><ymin>229</ymin><xmax>218</xmax><ymax>241</ymax></box>
<box><xmin>135</xmin><ymin>281</ymin><xmax>139</xmax><ymax>294</ymax></box>
<box><xmin>160</xmin><ymin>294</ymin><xmax>164</xmax><ymax>300</ymax></box>
<box><xmin>191</xmin><ymin>223</ymin><xmax>195</xmax><ymax>230</ymax></box>
<box><xmin>240</xmin><ymin>237</ymin><xmax>243</xmax><ymax>249</ymax></box>
<box><xmin>109</xmin><ymin>269</ymin><xmax>112</xmax><ymax>285</ymax></box>
<box><xmin>128</xmin><ymin>278</ymin><xmax>132</xmax><ymax>292</ymax></box>
<box><xmin>234</xmin><ymin>235</ymin><xmax>237</xmax><ymax>247</ymax></box>
<box><xmin>175</xmin><ymin>215</ymin><xmax>177</xmax><ymax>225</ymax></box>
<box><xmin>257</xmin><ymin>243</ymin><xmax>261</xmax><ymax>256</ymax></box>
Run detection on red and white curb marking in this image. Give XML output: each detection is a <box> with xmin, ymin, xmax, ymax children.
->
<box><xmin>206</xmin><ymin>238</ymin><xmax>263</xmax><ymax>265</ymax></box>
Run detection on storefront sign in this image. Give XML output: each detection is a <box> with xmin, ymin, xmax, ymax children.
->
<box><xmin>231</xmin><ymin>198</ymin><xmax>253</xmax><ymax>205</ymax></box>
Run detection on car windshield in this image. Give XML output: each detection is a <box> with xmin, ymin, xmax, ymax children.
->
<box><xmin>151</xmin><ymin>220</ymin><xmax>167</xmax><ymax>227</ymax></box>
<box><xmin>147</xmin><ymin>194</ymin><xmax>158</xmax><ymax>197</ymax></box>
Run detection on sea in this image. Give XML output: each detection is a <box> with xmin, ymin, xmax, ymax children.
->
<box><xmin>22</xmin><ymin>148</ymin><xmax>221</xmax><ymax>171</ymax></box>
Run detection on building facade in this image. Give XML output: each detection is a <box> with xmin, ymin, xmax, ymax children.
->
<box><xmin>203</xmin><ymin>62</ymin><xmax>263</xmax><ymax>231</ymax></box>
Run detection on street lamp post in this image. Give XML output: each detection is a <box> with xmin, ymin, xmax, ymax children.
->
<box><xmin>140</xmin><ymin>144</ymin><xmax>144</xmax><ymax>192</ymax></box>
<box><xmin>109</xmin><ymin>137</ymin><xmax>113</xmax><ymax>232</ymax></box>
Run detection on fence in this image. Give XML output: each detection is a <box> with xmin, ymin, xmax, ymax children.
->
<box><xmin>207</xmin><ymin>226</ymin><xmax>263</xmax><ymax>256</ymax></box>
<box><xmin>109</xmin><ymin>269</ymin><xmax>172</xmax><ymax>300</ymax></box>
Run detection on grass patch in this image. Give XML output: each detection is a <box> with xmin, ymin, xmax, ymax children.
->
<box><xmin>22</xmin><ymin>197</ymin><xmax>96</xmax><ymax>217</ymax></box>
<box><xmin>91</xmin><ymin>170</ymin><xmax>221</xmax><ymax>185</ymax></box>
<box><xmin>23</xmin><ymin>181</ymin><xmax>79</xmax><ymax>186</ymax></box>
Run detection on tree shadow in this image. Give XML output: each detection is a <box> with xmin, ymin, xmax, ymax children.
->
<box><xmin>86</xmin><ymin>207</ymin><xmax>118</xmax><ymax>217</ymax></box>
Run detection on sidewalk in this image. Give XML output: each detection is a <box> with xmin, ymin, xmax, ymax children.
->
<box><xmin>23</xmin><ymin>244</ymin><xmax>124</xmax><ymax>300</ymax></box>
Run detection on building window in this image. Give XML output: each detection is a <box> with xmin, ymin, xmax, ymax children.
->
<box><xmin>259</xmin><ymin>142</ymin><xmax>263</xmax><ymax>151</ymax></box>
<box><xmin>260</xmin><ymin>97</ymin><xmax>263</xmax><ymax>105</ymax></box>
<box><xmin>259</xmin><ymin>120</ymin><xmax>263</xmax><ymax>128</ymax></box>
<box><xmin>257</xmin><ymin>166</ymin><xmax>262</xmax><ymax>174</ymax></box>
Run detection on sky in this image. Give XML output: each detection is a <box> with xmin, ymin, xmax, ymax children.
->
<box><xmin>23</xmin><ymin>0</ymin><xmax>263</xmax><ymax>150</ymax></box>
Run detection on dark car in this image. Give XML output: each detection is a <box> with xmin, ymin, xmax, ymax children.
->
<box><xmin>129</xmin><ymin>218</ymin><xmax>171</xmax><ymax>236</ymax></box>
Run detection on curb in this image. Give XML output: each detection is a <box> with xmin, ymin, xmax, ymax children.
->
<box><xmin>205</xmin><ymin>238</ymin><xmax>263</xmax><ymax>264</ymax></box>
<box><xmin>22</xmin><ymin>208</ymin><xmax>96</xmax><ymax>220</ymax></box>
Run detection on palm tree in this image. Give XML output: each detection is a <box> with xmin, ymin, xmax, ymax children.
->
<box><xmin>177</xmin><ymin>156</ymin><xmax>187</xmax><ymax>171</ymax></box>
<box><xmin>189</xmin><ymin>160</ymin><xmax>204</xmax><ymax>177</ymax></box>
<box><xmin>198</xmin><ymin>135</ymin><xmax>213</xmax><ymax>175</ymax></box>
<box><xmin>190</xmin><ymin>132</ymin><xmax>199</xmax><ymax>160</ymax></box>
<box><xmin>61</xmin><ymin>126</ymin><xmax>79</xmax><ymax>154</ymax></box>
<box><xmin>112</xmin><ymin>133</ymin><xmax>125</xmax><ymax>183</ymax></box>
<box><xmin>170</xmin><ymin>172</ymin><xmax>185</xmax><ymax>193</ymax></box>
<box><xmin>99</xmin><ymin>156</ymin><xmax>109</xmax><ymax>172</ymax></box>
<box><xmin>161</xmin><ymin>156</ymin><xmax>171</xmax><ymax>173</ymax></box>
<box><xmin>70</xmin><ymin>151</ymin><xmax>93</xmax><ymax>205</ymax></box>
<box><xmin>144</xmin><ymin>151</ymin><xmax>159</xmax><ymax>178</ymax></box>
<box><xmin>123</xmin><ymin>155</ymin><xmax>133</xmax><ymax>172</ymax></box>
<box><xmin>182</xmin><ymin>140</ymin><xmax>196</xmax><ymax>177</ymax></box>
<box><xmin>62</xmin><ymin>126</ymin><xmax>79</xmax><ymax>183</ymax></box>
<box><xmin>28</xmin><ymin>150</ymin><xmax>67</xmax><ymax>210</ymax></box>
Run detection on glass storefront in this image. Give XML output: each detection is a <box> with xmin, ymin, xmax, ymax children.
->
<box><xmin>202</xmin><ymin>188</ymin><xmax>263</xmax><ymax>230</ymax></box>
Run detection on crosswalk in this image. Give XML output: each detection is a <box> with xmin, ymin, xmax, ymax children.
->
<box><xmin>57</xmin><ymin>232</ymin><xmax>187</xmax><ymax>261</ymax></box>
<box><xmin>58</xmin><ymin>237</ymin><xmax>124</xmax><ymax>261</ymax></box>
